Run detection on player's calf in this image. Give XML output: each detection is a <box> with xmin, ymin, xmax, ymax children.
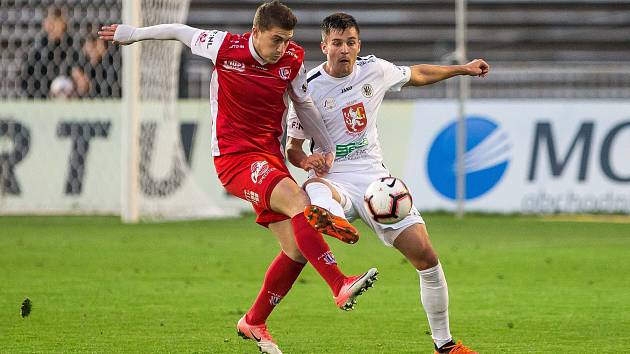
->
<box><xmin>393</xmin><ymin>223</ymin><xmax>439</xmax><ymax>270</ymax></box>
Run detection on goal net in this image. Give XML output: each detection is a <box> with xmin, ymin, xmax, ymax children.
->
<box><xmin>1</xmin><ymin>1</ymin><xmax>237</xmax><ymax>219</ymax></box>
<box><xmin>122</xmin><ymin>0</ymin><xmax>226</xmax><ymax>222</ymax></box>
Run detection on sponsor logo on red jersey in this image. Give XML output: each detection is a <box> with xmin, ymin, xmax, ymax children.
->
<box><xmin>278</xmin><ymin>67</ymin><xmax>291</xmax><ymax>80</ymax></box>
<box><xmin>342</xmin><ymin>102</ymin><xmax>367</xmax><ymax>134</ymax></box>
<box><xmin>244</xmin><ymin>190</ymin><xmax>260</xmax><ymax>205</ymax></box>
<box><xmin>286</xmin><ymin>47</ymin><xmax>298</xmax><ymax>59</ymax></box>
<box><xmin>250</xmin><ymin>161</ymin><xmax>276</xmax><ymax>184</ymax></box>
<box><xmin>223</xmin><ymin>60</ymin><xmax>245</xmax><ymax>72</ymax></box>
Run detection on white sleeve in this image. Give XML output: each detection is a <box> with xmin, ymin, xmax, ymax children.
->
<box><xmin>287</xmin><ymin>103</ymin><xmax>309</xmax><ymax>139</ymax></box>
<box><xmin>290</xmin><ymin>97</ymin><xmax>334</xmax><ymax>154</ymax></box>
<box><xmin>288</xmin><ymin>63</ymin><xmax>309</xmax><ymax>103</ymax></box>
<box><xmin>190</xmin><ymin>29</ymin><xmax>227</xmax><ymax>63</ymax></box>
<box><xmin>114</xmin><ymin>24</ymin><xmax>198</xmax><ymax>47</ymax></box>
<box><xmin>377</xmin><ymin>58</ymin><xmax>411</xmax><ymax>92</ymax></box>
<box><xmin>287</xmin><ymin>63</ymin><xmax>334</xmax><ymax>153</ymax></box>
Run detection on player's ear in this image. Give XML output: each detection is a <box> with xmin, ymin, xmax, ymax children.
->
<box><xmin>252</xmin><ymin>26</ymin><xmax>259</xmax><ymax>39</ymax></box>
<box><xmin>357</xmin><ymin>39</ymin><xmax>361</xmax><ymax>54</ymax></box>
<box><xmin>320</xmin><ymin>41</ymin><xmax>328</xmax><ymax>55</ymax></box>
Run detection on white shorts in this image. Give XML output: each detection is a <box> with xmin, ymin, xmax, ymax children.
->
<box><xmin>320</xmin><ymin>166</ymin><xmax>424</xmax><ymax>247</ymax></box>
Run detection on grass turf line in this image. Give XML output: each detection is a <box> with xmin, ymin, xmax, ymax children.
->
<box><xmin>0</xmin><ymin>214</ymin><xmax>628</xmax><ymax>353</ymax></box>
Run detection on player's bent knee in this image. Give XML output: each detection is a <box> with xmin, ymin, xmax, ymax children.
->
<box><xmin>278</xmin><ymin>236</ymin><xmax>305</xmax><ymax>261</ymax></box>
<box><xmin>394</xmin><ymin>224</ymin><xmax>439</xmax><ymax>270</ymax></box>
<box><xmin>270</xmin><ymin>178</ymin><xmax>310</xmax><ymax>216</ymax></box>
<box><xmin>302</xmin><ymin>177</ymin><xmax>329</xmax><ymax>189</ymax></box>
<box><xmin>283</xmin><ymin>249</ymin><xmax>306</xmax><ymax>264</ymax></box>
<box><xmin>409</xmin><ymin>249</ymin><xmax>438</xmax><ymax>271</ymax></box>
<box><xmin>303</xmin><ymin>178</ymin><xmax>343</xmax><ymax>204</ymax></box>
<box><xmin>285</xmin><ymin>188</ymin><xmax>309</xmax><ymax>212</ymax></box>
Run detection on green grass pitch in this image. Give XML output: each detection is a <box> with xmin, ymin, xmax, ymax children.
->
<box><xmin>1</xmin><ymin>214</ymin><xmax>629</xmax><ymax>353</ymax></box>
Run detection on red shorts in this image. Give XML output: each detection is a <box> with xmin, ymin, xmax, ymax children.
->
<box><xmin>214</xmin><ymin>152</ymin><xmax>293</xmax><ymax>227</ymax></box>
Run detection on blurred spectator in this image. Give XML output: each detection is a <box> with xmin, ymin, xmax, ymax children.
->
<box><xmin>71</xmin><ymin>67</ymin><xmax>90</xmax><ymax>97</ymax></box>
<box><xmin>83</xmin><ymin>34</ymin><xmax>109</xmax><ymax>67</ymax></box>
<box><xmin>20</xmin><ymin>6</ymin><xmax>80</xmax><ymax>98</ymax></box>
<box><xmin>49</xmin><ymin>75</ymin><xmax>76</xmax><ymax>99</ymax></box>
<box><xmin>73</xmin><ymin>35</ymin><xmax>120</xmax><ymax>98</ymax></box>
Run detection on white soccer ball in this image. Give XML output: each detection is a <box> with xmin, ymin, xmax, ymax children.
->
<box><xmin>364</xmin><ymin>177</ymin><xmax>413</xmax><ymax>224</ymax></box>
<box><xmin>49</xmin><ymin>75</ymin><xmax>75</xmax><ymax>99</ymax></box>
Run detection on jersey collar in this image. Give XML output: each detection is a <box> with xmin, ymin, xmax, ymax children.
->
<box><xmin>248</xmin><ymin>35</ymin><xmax>267</xmax><ymax>65</ymax></box>
<box><xmin>320</xmin><ymin>62</ymin><xmax>357</xmax><ymax>82</ymax></box>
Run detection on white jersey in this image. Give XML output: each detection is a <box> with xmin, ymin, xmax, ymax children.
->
<box><xmin>287</xmin><ymin>55</ymin><xmax>411</xmax><ymax>174</ymax></box>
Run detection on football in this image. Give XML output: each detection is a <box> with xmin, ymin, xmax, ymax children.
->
<box><xmin>364</xmin><ymin>177</ymin><xmax>413</xmax><ymax>224</ymax></box>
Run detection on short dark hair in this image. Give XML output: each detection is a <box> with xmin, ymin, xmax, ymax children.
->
<box><xmin>253</xmin><ymin>1</ymin><xmax>297</xmax><ymax>32</ymax></box>
<box><xmin>321</xmin><ymin>13</ymin><xmax>360</xmax><ymax>41</ymax></box>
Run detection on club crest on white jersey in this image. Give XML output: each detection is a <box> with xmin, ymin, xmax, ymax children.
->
<box><xmin>361</xmin><ymin>83</ymin><xmax>374</xmax><ymax>98</ymax></box>
<box><xmin>342</xmin><ymin>102</ymin><xmax>367</xmax><ymax>134</ymax></box>
<box><xmin>323</xmin><ymin>97</ymin><xmax>337</xmax><ymax>111</ymax></box>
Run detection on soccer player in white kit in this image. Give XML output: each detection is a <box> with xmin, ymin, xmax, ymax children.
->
<box><xmin>286</xmin><ymin>13</ymin><xmax>489</xmax><ymax>354</ymax></box>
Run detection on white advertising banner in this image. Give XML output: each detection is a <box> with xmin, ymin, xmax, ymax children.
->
<box><xmin>0</xmin><ymin>101</ymin><xmax>244</xmax><ymax>216</ymax></box>
<box><xmin>1</xmin><ymin>100</ymin><xmax>629</xmax><ymax>215</ymax></box>
<box><xmin>403</xmin><ymin>100</ymin><xmax>630</xmax><ymax>214</ymax></box>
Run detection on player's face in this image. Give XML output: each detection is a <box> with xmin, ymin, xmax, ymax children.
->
<box><xmin>252</xmin><ymin>26</ymin><xmax>293</xmax><ymax>64</ymax></box>
<box><xmin>321</xmin><ymin>27</ymin><xmax>361</xmax><ymax>78</ymax></box>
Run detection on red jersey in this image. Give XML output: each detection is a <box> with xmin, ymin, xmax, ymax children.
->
<box><xmin>190</xmin><ymin>29</ymin><xmax>309</xmax><ymax>158</ymax></box>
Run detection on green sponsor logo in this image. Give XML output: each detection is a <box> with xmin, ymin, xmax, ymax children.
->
<box><xmin>336</xmin><ymin>138</ymin><xmax>368</xmax><ymax>158</ymax></box>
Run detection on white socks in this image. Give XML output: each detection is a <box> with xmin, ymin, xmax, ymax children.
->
<box><xmin>306</xmin><ymin>181</ymin><xmax>452</xmax><ymax>348</ymax></box>
<box><xmin>304</xmin><ymin>182</ymin><xmax>346</xmax><ymax>218</ymax></box>
<box><xmin>418</xmin><ymin>262</ymin><xmax>452</xmax><ymax>348</ymax></box>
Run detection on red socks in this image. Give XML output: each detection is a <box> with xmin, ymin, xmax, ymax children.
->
<box><xmin>246</xmin><ymin>251</ymin><xmax>305</xmax><ymax>325</ymax></box>
<box><xmin>290</xmin><ymin>214</ymin><xmax>345</xmax><ymax>295</ymax></box>
<box><xmin>245</xmin><ymin>215</ymin><xmax>347</xmax><ymax>325</ymax></box>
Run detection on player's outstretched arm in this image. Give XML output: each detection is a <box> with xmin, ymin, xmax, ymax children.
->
<box><xmin>98</xmin><ymin>23</ymin><xmax>199</xmax><ymax>47</ymax></box>
<box><xmin>405</xmin><ymin>59</ymin><xmax>490</xmax><ymax>87</ymax></box>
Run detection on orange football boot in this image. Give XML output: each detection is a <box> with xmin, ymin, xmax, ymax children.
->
<box><xmin>334</xmin><ymin>268</ymin><xmax>378</xmax><ymax>311</ymax></box>
<box><xmin>237</xmin><ymin>316</ymin><xmax>282</xmax><ymax>354</ymax></box>
<box><xmin>435</xmin><ymin>340</ymin><xmax>478</xmax><ymax>354</ymax></box>
<box><xmin>304</xmin><ymin>205</ymin><xmax>359</xmax><ymax>244</ymax></box>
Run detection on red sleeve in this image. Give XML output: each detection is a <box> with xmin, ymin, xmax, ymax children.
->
<box><xmin>288</xmin><ymin>43</ymin><xmax>305</xmax><ymax>82</ymax></box>
<box><xmin>215</xmin><ymin>32</ymin><xmax>234</xmax><ymax>63</ymax></box>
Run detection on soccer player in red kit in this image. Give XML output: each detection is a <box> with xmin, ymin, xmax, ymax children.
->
<box><xmin>99</xmin><ymin>2</ymin><xmax>377</xmax><ymax>353</ymax></box>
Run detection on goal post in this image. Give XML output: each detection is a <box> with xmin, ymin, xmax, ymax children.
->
<box><xmin>120</xmin><ymin>0</ymin><xmax>226</xmax><ymax>222</ymax></box>
<box><xmin>121</xmin><ymin>0</ymin><xmax>141</xmax><ymax>223</ymax></box>
<box><xmin>455</xmin><ymin>0</ymin><xmax>469</xmax><ymax>219</ymax></box>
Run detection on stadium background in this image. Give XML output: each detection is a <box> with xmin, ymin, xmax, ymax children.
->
<box><xmin>1</xmin><ymin>0</ymin><xmax>629</xmax><ymax>217</ymax></box>
<box><xmin>1</xmin><ymin>1</ymin><xmax>629</xmax><ymax>353</ymax></box>
<box><xmin>4</xmin><ymin>0</ymin><xmax>630</xmax><ymax>100</ymax></box>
